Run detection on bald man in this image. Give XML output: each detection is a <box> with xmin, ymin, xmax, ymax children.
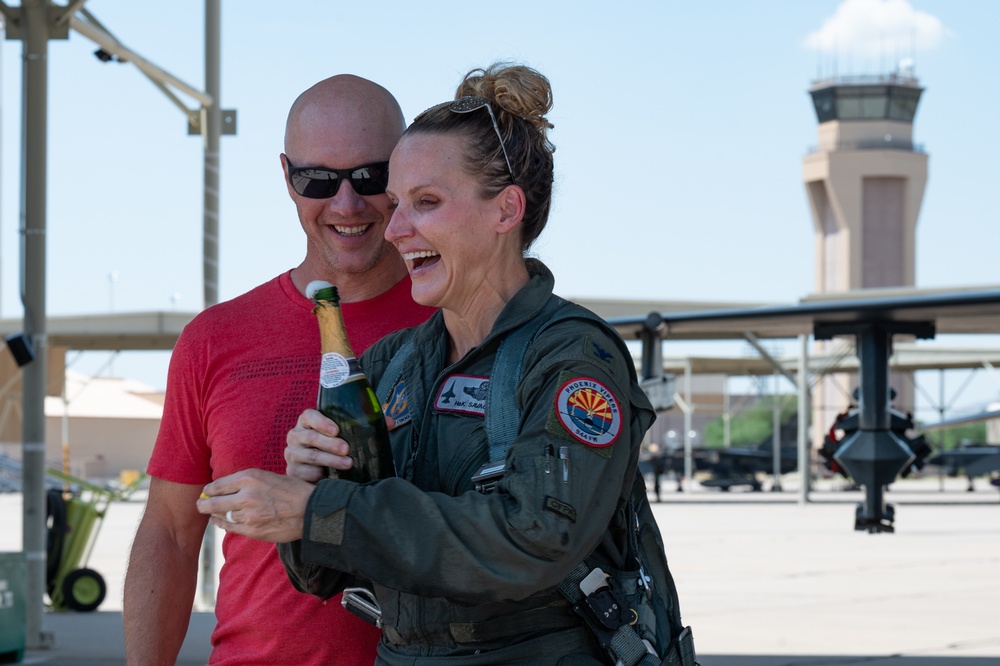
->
<box><xmin>123</xmin><ymin>75</ymin><xmax>435</xmax><ymax>666</ymax></box>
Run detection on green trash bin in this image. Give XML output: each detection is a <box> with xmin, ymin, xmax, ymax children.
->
<box><xmin>0</xmin><ymin>552</ymin><xmax>26</xmax><ymax>664</ymax></box>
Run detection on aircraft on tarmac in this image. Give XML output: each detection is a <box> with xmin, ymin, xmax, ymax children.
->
<box><xmin>700</xmin><ymin>441</ymin><xmax>799</xmax><ymax>492</ymax></box>
<box><xmin>923</xmin><ymin>444</ymin><xmax>1000</xmax><ymax>489</ymax></box>
<box><xmin>602</xmin><ymin>286</ymin><xmax>1000</xmax><ymax>532</ymax></box>
<box><xmin>915</xmin><ymin>407</ymin><xmax>1000</xmax><ymax>490</ymax></box>
<box><xmin>641</xmin><ymin>426</ymin><xmax>799</xmax><ymax>497</ymax></box>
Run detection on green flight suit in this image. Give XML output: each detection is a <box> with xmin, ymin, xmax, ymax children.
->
<box><xmin>279</xmin><ymin>261</ymin><xmax>662</xmax><ymax>664</ymax></box>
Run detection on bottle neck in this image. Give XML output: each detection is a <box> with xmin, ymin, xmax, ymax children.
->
<box><xmin>314</xmin><ymin>301</ymin><xmax>356</xmax><ymax>359</ymax></box>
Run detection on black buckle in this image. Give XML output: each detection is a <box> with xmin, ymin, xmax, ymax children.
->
<box><xmin>571</xmin><ymin>568</ymin><xmax>636</xmax><ymax>648</ymax></box>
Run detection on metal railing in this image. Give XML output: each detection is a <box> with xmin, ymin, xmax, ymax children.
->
<box><xmin>806</xmin><ymin>138</ymin><xmax>925</xmax><ymax>155</ymax></box>
<box><xmin>810</xmin><ymin>73</ymin><xmax>921</xmax><ymax>90</ymax></box>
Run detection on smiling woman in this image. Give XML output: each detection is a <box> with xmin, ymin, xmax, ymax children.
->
<box><xmin>384</xmin><ymin>131</ymin><xmax>528</xmax><ymax>350</ymax></box>
<box><xmin>379</xmin><ymin>65</ymin><xmax>559</xmax><ymax>357</ymax></box>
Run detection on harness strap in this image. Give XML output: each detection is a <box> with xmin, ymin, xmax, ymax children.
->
<box><xmin>375</xmin><ymin>332</ymin><xmax>415</xmax><ymax>407</ymax></box>
<box><xmin>448</xmin><ymin>600</ymin><xmax>578</xmax><ymax>644</ymax></box>
<box><xmin>557</xmin><ymin>563</ymin><xmax>660</xmax><ymax>666</ymax></box>
<box><xmin>484</xmin><ymin>295</ymin><xmax>565</xmax><ymax>461</ymax></box>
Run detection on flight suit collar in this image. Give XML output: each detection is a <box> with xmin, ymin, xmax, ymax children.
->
<box><xmin>407</xmin><ymin>259</ymin><xmax>556</xmax><ymax>361</ymax></box>
<box><xmin>483</xmin><ymin>258</ymin><xmax>556</xmax><ymax>346</ymax></box>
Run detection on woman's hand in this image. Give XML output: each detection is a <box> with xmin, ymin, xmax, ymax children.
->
<box><xmin>285</xmin><ymin>409</ymin><xmax>353</xmax><ymax>482</ymax></box>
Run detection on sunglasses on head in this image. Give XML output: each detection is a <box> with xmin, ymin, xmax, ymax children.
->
<box><xmin>285</xmin><ymin>158</ymin><xmax>390</xmax><ymax>198</ymax></box>
<box><xmin>448</xmin><ymin>96</ymin><xmax>516</xmax><ymax>185</ymax></box>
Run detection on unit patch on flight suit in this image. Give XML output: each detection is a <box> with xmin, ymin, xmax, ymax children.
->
<box><xmin>383</xmin><ymin>380</ymin><xmax>412</xmax><ymax>426</ymax></box>
<box><xmin>550</xmin><ymin>374</ymin><xmax>622</xmax><ymax>448</ymax></box>
<box><xmin>434</xmin><ymin>375</ymin><xmax>488</xmax><ymax>416</ymax></box>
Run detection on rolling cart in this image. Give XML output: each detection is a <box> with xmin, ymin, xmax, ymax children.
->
<box><xmin>44</xmin><ymin>469</ymin><xmax>145</xmax><ymax>612</ymax></box>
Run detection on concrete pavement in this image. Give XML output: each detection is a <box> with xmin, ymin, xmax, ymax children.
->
<box><xmin>1</xmin><ymin>476</ymin><xmax>997</xmax><ymax>664</ymax></box>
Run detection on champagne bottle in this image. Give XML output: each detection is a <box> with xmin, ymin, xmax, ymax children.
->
<box><xmin>307</xmin><ymin>280</ymin><xmax>395</xmax><ymax>482</ymax></box>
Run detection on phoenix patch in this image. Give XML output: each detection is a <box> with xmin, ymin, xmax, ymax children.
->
<box><xmin>553</xmin><ymin>377</ymin><xmax>622</xmax><ymax>447</ymax></box>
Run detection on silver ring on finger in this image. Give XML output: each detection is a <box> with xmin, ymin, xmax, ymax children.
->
<box><xmin>225</xmin><ymin>509</ymin><xmax>236</xmax><ymax>523</ymax></box>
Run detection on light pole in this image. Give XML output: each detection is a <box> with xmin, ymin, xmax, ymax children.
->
<box><xmin>0</xmin><ymin>0</ymin><xmax>235</xmax><ymax>644</ymax></box>
<box><xmin>108</xmin><ymin>270</ymin><xmax>118</xmax><ymax>312</ymax></box>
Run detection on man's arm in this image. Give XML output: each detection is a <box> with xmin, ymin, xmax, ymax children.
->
<box><xmin>123</xmin><ymin>477</ymin><xmax>210</xmax><ymax>665</ymax></box>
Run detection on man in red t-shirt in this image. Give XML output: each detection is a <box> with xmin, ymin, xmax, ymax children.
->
<box><xmin>123</xmin><ymin>75</ymin><xmax>435</xmax><ymax>666</ymax></box>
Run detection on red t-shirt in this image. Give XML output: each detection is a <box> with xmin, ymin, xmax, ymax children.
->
<box><xmin>147</xmin><ymin>271</ymin><xmax>435</xmax><ymax>665</ymax></box>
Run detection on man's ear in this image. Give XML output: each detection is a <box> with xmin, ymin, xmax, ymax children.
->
<box><xmin>280</xmin><ymin>153</ymin><xmax>296</xmax><ymax>199</ymax></box>
<box><xmin>496</xmin><ymin>185</ymin><xmax>526</xmax><ymax>236</ymax></box>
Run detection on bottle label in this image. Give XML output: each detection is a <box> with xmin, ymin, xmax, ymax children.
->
<box><xmin>320</xmin><ymin>352</ymin><xmax>361</xmax><ymax>388</ymax></box>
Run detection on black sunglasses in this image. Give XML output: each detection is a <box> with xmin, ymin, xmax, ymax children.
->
<box><xmin>285</xmin><ymin>158</ymin><xmax>390</xmax><ymax>198</ymax></box>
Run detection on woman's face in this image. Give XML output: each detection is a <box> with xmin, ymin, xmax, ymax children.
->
<box><xmin>385</xmin><ymin>133</ymin><xmax>515</xmax><ymax>314</ymax></box>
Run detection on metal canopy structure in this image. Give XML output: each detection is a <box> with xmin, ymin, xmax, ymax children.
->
<box><xmin>0</xmin><ymin>312</ymin><xmax>198</xmax><ymax>351</ymax></box>
<box><xmin>658</xmin><ymin>345</ymin><xmax>1000</xmax><ymax>376</ymax></box>
<box><xmin>602</xmin><ymin>286</ymin><xmax>1000</xmax><ymax>341</ymax></box>
<box><xmin>0</xmin><ymin>0</ymin><xmax>232</xmax><ymax>648</ymax></box>
<box><xmin>600</xmin><ymin>286</ymin><xmax>1000</xmax><ymax>533</ymax></box>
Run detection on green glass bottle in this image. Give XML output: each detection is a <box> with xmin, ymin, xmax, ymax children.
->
<box><xmin>308</xmin><ymin>280</ymin><xmax>395</xmax><ymax>482</ymax></box>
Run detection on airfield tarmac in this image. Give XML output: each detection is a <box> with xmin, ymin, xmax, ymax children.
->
<box><xmin>1</xmin><ymin>475</ymin><xmax>998</xmax><ymax>665</ymax></box>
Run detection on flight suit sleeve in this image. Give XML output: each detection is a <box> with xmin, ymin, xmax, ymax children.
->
<box><xmin>286</xmin><ymin>320</ymin><xmax>650</xmax><ymax>605</ymax></box>
<box><xmin>277</xmin><ymin>537</ymin><xmax>350</xmax><ymax>600</ymax></box>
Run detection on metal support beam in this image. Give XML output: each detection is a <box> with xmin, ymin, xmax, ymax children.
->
<box><xmin>723</xmin><ymin>379</ymin><xmax>731</xmax><ymax>448</ymax></box>
<box><xmin>53</xmin><ymin>0</ymin><xmax>86</xmax><ymax>27</ymax></box>
<box><xmin>637</xmin><ymin>312</ymin><xmax>673</xmax><ymax>412</ymax></box>
<box><xmin>198</xmin><ymin>0</ymin><xmax>222</xmax><ymax>608</ymax></box>
<box><xmin>797</xmin><ymin>334</ymin><xmax>811</xmax><ymax>504</ymax></box>
<box><xmin>984</xmin><ymin>361</ymin><xmax>1000</xmax><ymax>390</ymax></box>
<box><xmin>0</xmin><ymin>2</ymin><xmax>18</xmax><ymax>24</ymax></box>
<box><xmin>816</xmin><ymin>320</ymin><xmax>935</xmax><ymax>532</ymax></box>
<box><xmin>68</xmin><ymin>14</ymin><xmax>213</xmax><ymax>107</ymax></box>
<box><xmin>683</xmin><ymin>361</ymin><xmax>693</xmax><ymax>489</ymax></box>
<box><xmin>639</xmin><ymin>314</ymin><xmax>662</xmax><ymax>381</ymax></box>
<box><xmin>7</xmin><ymin>0</ymin><xmax>235</xmax><ymax>632</ymax></box>
<box><xmin>20</xmin><ymin>0</ymin><xmax>54</xmax><ymax>649</ymax></box>
<box><xmin>744</xmin><ymin>331</ymin><xmax>798</xmax><ymax>387</ymax></box>
<box><xmin>771</xmin><ymin>372</ymin><xmax>782</xmax><ymax>491</ymax></box>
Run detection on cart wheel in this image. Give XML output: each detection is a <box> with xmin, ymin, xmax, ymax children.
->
<box><xmin>62</xmin><ymin>568</ymin><xmax>106</xmax><ymax>612</ymax></box>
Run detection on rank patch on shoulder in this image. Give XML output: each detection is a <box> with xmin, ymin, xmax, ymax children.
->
<box><xmin>553</xmin><ymin>377</ymin><xmax>622</xmax><ymax>447</ymax></box>
<box><xmin>434</xmin><ymin>375</ymin><xmax>488</xmax><ymax>416</ymax></box>
<box><xmin>383</xmin><ymin>380</ymin><xmax>412</xmax><ymax>427</ymax></box>
<box><xmin>588</xmin><ymin>338</ymin><xmax>615</xmax><ymax>364</ymax></box>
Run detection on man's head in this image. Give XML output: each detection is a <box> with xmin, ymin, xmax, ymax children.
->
<box><xmin>283</xmin><ymin>75</ymin><xmax>407</xmax><ymax>299</ymax></box>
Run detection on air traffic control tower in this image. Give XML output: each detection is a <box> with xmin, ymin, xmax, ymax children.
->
<box><xmin>803</xmin><ymin>71</ymin><xmax>928</xmax><ymax>426</ymax></box>
<box><xmin>803</xmin><ymin>72</ymin><xmax>927</xmax><ymax>292</ymax></box>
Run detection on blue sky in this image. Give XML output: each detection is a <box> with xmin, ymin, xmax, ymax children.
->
<box><xmin>2</xmin><ymin>0</ymin><xmax>998</xmax><ymax>419</ymax></box>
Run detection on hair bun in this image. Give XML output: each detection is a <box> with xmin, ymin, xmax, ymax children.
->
<box><xmin>457</xmin><ymin>63</ymin><xmax>554</xmax><ymax>136</ymax></box>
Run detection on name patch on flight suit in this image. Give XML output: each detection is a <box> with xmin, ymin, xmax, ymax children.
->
<box><xmin>550</xmin><ymin>374</ymin><xmax>622</xmax><ymax>448</ymax></box>
<box><xmin>434</xmin><ymin>375</ymin><xmax>488</xmax><ymax>416</ymax></box>
<box><xmin>543</xmin><ymin>496</ymin><xmax>577</xmax><ymax>523</ymax></box>
<box><xmin>383</xmin><ymin>380</ymin><xmax>412</xmax><ymax>426</ymax></box>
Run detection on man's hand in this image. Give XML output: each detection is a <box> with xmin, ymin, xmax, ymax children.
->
<box><xmin>196</xmin><ymin>469</ymin><xmax>313</xmax><ymax>543</ymax></box>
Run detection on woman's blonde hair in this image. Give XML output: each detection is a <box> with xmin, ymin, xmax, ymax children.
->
<box><xmin>409</xmin><ymin>62</ymin><xmax>555</xmax><ymax>251</ymax></box>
